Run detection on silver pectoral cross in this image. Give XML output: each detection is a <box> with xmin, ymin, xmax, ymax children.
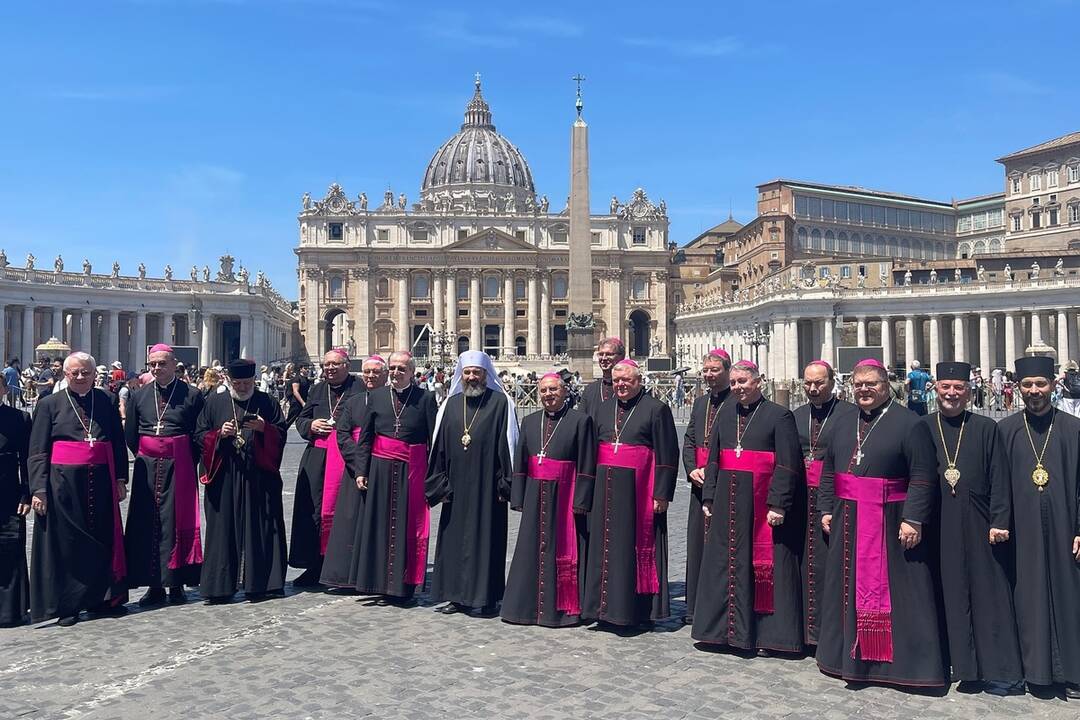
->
<box><xmin>855</xmin><ymin>448</ymin><xmax>864</xmax><ymax>465</ymax></box>
<box><xmin>734</xmin><ymin>444</ymin><xmax>743</xmax><ymax>458</ymax></box>
<box><xmin>393</xmin><ymin>419</ymin><xmax>401</xmax><ymax>436</ymax></box>
<box><xmin>153</xmin><ymin>421</ymin><xmax>164</xmax><ymax>436</ymax></box>
<box><xmin>536</xmin><ymin>450</ymin><xmax>546</xmax><ymax>465</ymax></box>
<box><xmin>86</xmin><ymin>434</ymin><xmax>95</xmax><ymax>448</ymax></box>
<box><xmin>612</xmin><ymin>440</ymin><xmax>620</xmax><ymax>454</ymax></box>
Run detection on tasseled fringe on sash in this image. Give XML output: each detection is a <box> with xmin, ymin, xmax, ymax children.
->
<box><xmin>753</xmin><ymin>563</ymin><xmax>774</xmax><ymax>614</ymax></box>
<box><xmin>170</xmin><ymin>528</ymin><xmax>203</xmax><ymax>569</ymax></box>
<box><xmin>636</xmin><ymin>547</ymin><xmax>659</xmax><ymax>594</ymax></box>
<box><xmin>852</xmin><ymin>610</ymin><xmax>894</xmax><ymax>662</ymax></box>
<box><xmin>556</xmin><ymin>558</ymin><xmax>580</xmax><ymax>615</ymax></box>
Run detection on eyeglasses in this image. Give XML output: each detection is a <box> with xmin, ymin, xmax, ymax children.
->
<box><xmin>322</xmin><ymin>361</ymin><xmax>345</xmax><ymax>369</ymax></box>
<box><xmin>852</xmin><ymin>381</ymin><xmax>884</xmax><ymax>390</ymax></box>
<box><xmin>66</xmin><ymin>369</ymin><xmax>94</xmax><ymax>378</ymax></box>
<box><xmin>148</xmin><ymin>361</ymin><xmax>171</xmax><ymax>368</ymax></box>
<box><xmin>388</xmin><ymin>365</ymin><xmax>409</xmax><ymax>373</ymax></box>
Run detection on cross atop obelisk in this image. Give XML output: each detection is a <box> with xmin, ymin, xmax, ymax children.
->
<box><xmin>566</xmin><ymin>73</ymin><xmax>594</xmax><ymax>379</ymax></box>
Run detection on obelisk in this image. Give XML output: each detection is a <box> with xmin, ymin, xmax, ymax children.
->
<box><xmin>566</xmin><ymin>74</ymin><xmax>595</xmax><ymax>380</ymax></box>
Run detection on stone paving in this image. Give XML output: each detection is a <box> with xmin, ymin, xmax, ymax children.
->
<box><xmin>1</xmin><ymin>426</ymin><xmax>1076</xmax><ymax>719</ymax></box>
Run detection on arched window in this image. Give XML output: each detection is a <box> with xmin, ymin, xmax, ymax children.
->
<box><xmin>838</xmin><ymin>231</ymin><xmax>849</xmax><ymax>253</ymax></box>
<box><xmin>875</xmin><ymin>235</ymin><xmax>886</xmax><ymax>255</ymax></box>
<box><xmin>973</xmin><ymin>240</ymin><xmax>986</xmax><ymax>254</ymax></box>
<box><xmin>515</xmin><ymin>336</ymin><xmax>526</xmax><ymax>355</ymax></box>
<box><xmin>824</xmin><ymin>230</ymin><xmax>836</xmax><ymax>251</ymax></box>
<box><xmin>592</xmin><ymin>278</ymin><xmax>601</xmax><ymax>299</ymax></box>
<box><xmin>514</xmin><ymin>278</ymin><xmax>526</xmax><ymax>299</ymax></box>
<box><xmin>412</xmin><ymin>273</ymin><xmax>429</xmax><ymax>298</ymax></box>
<box><xmin>632</xmin><ymin>275</ymin><xmax>648</xmax><ymax>300</ymax></box>
<box><xmin>912</xmin><ymin>239</ymin><xmax>923</xmax><ymax>259</ymax></box>
<box><xmin>989</xmin><ymin>238</ymin><xmax>1003</xmax><ymax>253</ymax></box>
<box><xmin>483</xmin><ymin>275</ymin><xmax>500</xmax><ymax>299</ymax></box>
<box><xmin>329</xmin><ymin>275</ymin><xmax>345</xmax><ymax>299</ymax></box>
<box><xmin>936</xmin><ymin>241</ymin><xmax>946</xmax><ymax>259</ymax></box>
<box><xmin>552</xmin><ymin>273</ymin><xmax>568</xmax><ymax>299</ymax></box>
<box><xmin>797</xmin><ymin>227</ymin><xmax>808</xmax><ymax>248</ymax></box>
<box><xmin>810</xmin><ymin>228</ymin><xmax>822</xmax><ymax>250</ymax></box>
<box><xmin>457</xmin><ymin>276</ymin><xmax>469</xmax><ymax>299</ymax></box>
<box><xmin>887</xmin><ymin>236</ymin><xmax>899</xmax><ymax>257</ymax></box>
<box><xmin>900</xmin><ymin>238</ymin><xmax>911</xmax><ymax>258</ymax></box>
<box><xmin>376</xmin><ymin>276</ymin><xmax>389</xmax><ymax>299</ymax></box>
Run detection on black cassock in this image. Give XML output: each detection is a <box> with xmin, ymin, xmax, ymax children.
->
<box><xmin>290</xmin><ymin>376</ymin><xmax>364</xmax><ymax>571</ymax></box>
<box><xmin>692</xmin><ymin>398</ymin><xmax>804</xmax><ymax>652</ymax></box>
<box><xmin>582</xmin><ymin>391</ymin><xmax>678</xmax><ymax>626</ymax></box>
<box><xmin>999</xmin><ymin>408</ymin><xmax>1080</xmax><ymax>687</ymax></box>
<box><xmin>426</xmin><ymin>388</ymin><xmax>513</xmax><ymax>609</ymax></box>
<box><xmin>680</xmin><ymin>387</ymin><xmax>730</xmax><ymax>622</ymax></box>
<box><xmin>920</xmin><ymin>411</ymin><xmax>1022</xmax><ymax>684</ymax></box>
<box><xmin>124</xmin><ymin>379</ymin><xmax>204</xmax><ymax>588</ymax></box>
<box><xmin>503</xmin><ymin>405</ymin><xmax>596</xmax><ymax>627</ymax></box>
<box><xmin>327</xmin><ymin>385</ymin><xmax>437</xmax><ymax>597</ymax></box>
<box><xmin>195</xmin><ymin>390</ymin><xmax>289</xmax><ymax>599</ymax></box>
<box><xmin>576</xmin><ymin>377</ymin><xmax>614</xmax><ymax>422</ymax></box>
<box><xmin>0</xmin><ymin>405</ymin><xmax>31</xmax><ymax>626</ymax></box>
<box><xmin>29</xmin><ymin>389</ymin><xmax>129</xmax><ymax>621</ymax></box>
<box><xmin>816</xmin><ymin>402</ymin><xmax>946</xmax><ymax>687</ymax></box>
<box><xmin>793</xmin><ymin>398</ymin><xmax>857</xmax><ymax>647</ymax></box>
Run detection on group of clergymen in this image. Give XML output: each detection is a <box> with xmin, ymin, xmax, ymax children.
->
<box><xmin>1</xmin><ymin>337</ymin><xmax>1079</xmax><ymax>698</ymax></box>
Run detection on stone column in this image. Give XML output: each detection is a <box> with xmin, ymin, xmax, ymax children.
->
<box><xmin>953</xmin><ymin>315</ymin><xmax>966</xmax><ymax>362</ymax></box>
<box><xmin>770</xmin><ymin>319</ymin><xmax>786</xmax><ymax>380</ymax></box>
<box><xmin>904</xmin><ymin>317</ymin><xmax>916</xmax><ymax>368</ymax></box>
<box><xmin>469</xmin><ymin>270</ymin><xmax>482</xmax><ymax>352</ymax></box>
<box><xmin>1057</xmin><ymin>309</ymin><xmax>1070</xmax><ymax>363</ymax></box>
<box><xmin>303</xmin><ymin>269</ymin><xmax>320</xmax><ymax>361</ymax></box>
<box><xmin>822</xmin><ymin>316</ymin><xmax>835</xmax><ymax>367</ymax></box>
<box><xmin>1030</xmin><ymin>310</ymin><xmax>1042</xmax><ymax>346</ymax></box>
<box><xmin>353</xmin><ymin>268</ymin><xmax>372</xmax><ymax>357</ymax></box>
<box><xmin>539</xmin><ymin>272</ymin><xmax>551</xmax><ymax>355</ymax></box>
<box><xmin>503</xmin><ymin>272</ymin><xmax>515</xmax><ymax>356</ymax></box>
<box><xmin>22</xmin><ymin>306</ymin><xmax>35</xmax><ymax>361</ymax></box>
<box><xmin>51</xmin><ymin>306</ymin><xmax>64</xmax><ymax>342</ymax></box>
<box><xmin>1069</xmin><ymin>312</ymin><xmax>1079</xmax><ymax>367</ymax></box>
<box><xmin>201</xmin><ymin>312</ymin><xmax>214</xmax><ymax>366</ymax></box>
<box><xmin>856</xmin><ymin>315</ymin><xmax>867</xmax><ymax>347</ymax></box>
<box><xmin>134</xmin><ymin>310</ymin><xmax>147</xmax><ymax>370</ymax></box>
<box><xmin>445</xmin><ymin>273</ymin><xmax>457</xmax><ymax>341</ymax></box>
<box><xmin>979</xmin><ymin>314</ymin><xmax>992</xmax><ymax>373</ymax></box>
<box><xmin>397</xmin><ymin>271</ymin><xmax>410</xmax><ymax>351</ymax></box>
<box><xmin>1004</xmin><ymin>313</ymin><xmax>1017</xmax><ymax>366</ymax></box>
<box><xmin>253</xmin><ymin>312</ymin><xmax>267</xmax><ymax>362</ymax></box>
<box><xmin>608</xmin><ymin>271</ymin><xmax>624</xmax><ymax>345</ymax></box>
<box><xmin>432</xmin><ymin>272</ymin><xmax>445</xmax><ymax>340</ymax></box>
<box><xmin>785</xmin><ymin>318</ymin><xmax>799</xmax><ymax>380</ymax></box>
<box><xmin>106</xmin><ymin>309</ymin><xmax>120</xmax><ymax>365</ymax></box>
<box><xmin>654</xmin><ymin>271</ymin><xmax>669</xmax><ymax>355</ymax></box>
<box><xmin>929</xmin><ymin>315</ymin><xmax>941</xmax><ymax>370</ymax></box>
<box><xmin>526</xmin><ymin>271</ymin><xmax>539</xmax><ymax>355</ymax></box>
<box><xmin>881</xmin><ymin>318</ymin><xmax>894</xmax><ymax>370</ymax></box>
<box><xmin>0</xmin><ymin>305</ymin><xmax>5</xmax><ymax>366</ymax></box>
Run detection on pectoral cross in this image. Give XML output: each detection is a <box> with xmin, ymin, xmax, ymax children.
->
<box><xmin>153</xmin><ymin>421</ymin><xmax>164</xmax><ymax>436</ymax></box>
<box><xmin>393</xmin><ymin>419</ymin><xmax>402</xmax><ymax>437</ymax></box>
<box><xmin>855</xmin><ymin>448</ymin><xmax>864</xmax><ymax>465</ymax></box>
<box><xmin>86</xmin><ymin>434</ymin><xmax>95</xmax><ymax>448</ymax></box>
<box><xmin>734</xmin><ymin>444</ymin><xmax>743</xmax><ymax>458</ymax></box>
<box><xmin>536</xmin><ymin>450</ymin><xmax>546</xmax><ymax>465</ymax></box>
<box><xmin>612</xmin><ymin>440</ymin><xmax>621</xmax><ymax>454</ymax></box>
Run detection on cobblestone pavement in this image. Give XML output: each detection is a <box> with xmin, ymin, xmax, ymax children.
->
<box><xmin>1</xmin><ymin>427</ymin><xmax>1075</xmax><ymax>719</ymax></box>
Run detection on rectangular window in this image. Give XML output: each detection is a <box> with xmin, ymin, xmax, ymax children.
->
<box><xmin>841</xmin><ymin>265</ymin><xmax>851</xmax><ymax>279</ymax></box>
<box><xmin>934</xmin><ymin>213</ymin><xmax>946</xmax><ymax>233</ymax></box>
<box><xmin>957</xmin><ymin>216</ymin><xmax>972</xmax><ymax>233</ymax></box>
<box><xmin>457</xmin><ymin>229</ymin><xmax>469</xmax><ymax>241</ymax></box>
<box><xmin>874</xmin><ymin>205</ymin><xmax>886</xmax><ymax>225</ymax></box>
<box><xmin>988</xmin><ymin>209</ymin><xmax>1003</xmax><ymax>227</ymax></box>
<box><xmin>1030</xmin><ymin>174</ymin><xmax>1042</xmax><ymax>191</ymax></box>
<box><xmin>819</xmin><ymin>267</ymin><xmax>830</xmax><ymax>278</ymax></box>
<box><xmin>1032</xmin><ymin>211</ymin><xmax>1041</xmax><ymax>229</ymax></box>
<box><xmin>458</xmin><ymin>308</ymin><xmax>468</xmax><ymax>317</ymax></box>
<box><xmin>515</xmin><ymin>230</ymin><xmax>526</xmax><ymax>241</ymax></box>
<box><xmin>1069</xmin><ymin>165</ymin><xmax>1080</xmax><ymax>183</ymax></box>
<box><xmin>1011</xmin><ymin>177</ymin><xmax>1022</xmax><ymax>194</ymax></box>
<box><xmin>886</xmin><ymin>207</ymin><xmax>897</xmax><ymax>227</ymax></box>
<box><xmin>808</xmin><ymin>197</ymin><xmax>821</xmax><ymax>218</ymax></box>
<box><xmin>591</xmin><ymin>231</ymin><xmax>601</xmax><ymax>246</ymax></box>
<box><xmin>377</xmin><ymin>229</ymin><xmax>389</xmax><ymax>243</ymax></box>
<box><xmin>921</xmin><ymin>212</ymin><xmax>933</xmax><ymax>232</ymax></box>
<box><xmin>1012</xmin><ymin>215</ymin><xmax>1022</xmax><ymax>232</ymax></box>
<box><xmin>632</xmin><ymin>227</ymin><xmax>647</xmax><ymax>245</ymax></box>
<box><xmin>974</xmin><ymin>213</ymin><xmax>987</xmax><ymax>231</ymax></box>
<box><xmin>412</xmin><ymin>229</ymin><xmax>428</xmax><ymax>243</ymax></box>
<box><xmin>1069</xmin><ymin>205</ymin><xmax>1080</xmax><ymax>223</ymax></box>
<box><xmin>515</xmin><ymin>309</ymin><xmax>526</xmax><ymax>317</ymax></box>
<box><xmin>553</xmin><ymin>230</ymin><xmax>568</xmax><ymax>244</ymax></box>
<box><xmin>1049</xmin><ymin>208</ymin><xmax>1059</xmax><ymax>226</ymax></box>
<box><xmin>794</xmin><ymin>195</ymin><xmax>808</xmax><ymax>217</ymax></box>
<box><xmin>822</xmin><ymin>198</ymin><xmax>834</xmax><ymax>220</ymax></box>
<box><xmin>415</xmin><ymin>308</ymin><xmax>427</xmax><ymax>317</ymax></box>
<box><xmin>329</xmin><ymin>222</ymin><xmax>343</xmax><ymax>241</ymax></box>
<box><xmin>897</xmin><ymin>209</ymin><xmax>909</xmax><ymax>229</ymax></box>
<box><xmin>834</xmin><ymin>201</ymin><xmax>847</xmax><ymax>222</ymax></box>
<box><xmin>1048</xmin><ymin>169</ymin><xmax>1059</xmax><ymax>187</ymax></box>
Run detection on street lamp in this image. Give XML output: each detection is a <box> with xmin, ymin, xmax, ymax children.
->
<box><xmin>740</xmin><ymin>322</ymin><xmax>771</xmax><ymax>369</ymax></box>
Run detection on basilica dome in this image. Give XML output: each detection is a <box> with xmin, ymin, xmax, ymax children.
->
<box><xmin>420</xmin><ymin>78</ymin><xmax>535</xmax><ymax>207</ymax></box>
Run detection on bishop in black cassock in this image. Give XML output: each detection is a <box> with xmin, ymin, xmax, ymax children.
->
<box><xmin>124</xmin><ymin>344</ymin><xmax>204</xmax><ymax>605</ymax></box>
<box><xmin>426</xmin><ymin>351</ymin><xmax>516</xmax><ymax>614</ymax></box>
<box><xmin>582</xmin><ymin>359</ymin><xmax>678</xmax><ymax>628</ymax></box>
<box><xmin>680</xmin><ymin>348</ymin><xmax>731</xmax><ymax>625</ymax></box>
<box><xmin>921</xmin><ymin>362</ymin><xmax>1022</xmax><ymax>691</ymax></box>
<box><xmin>575</xmin><ymin>337</ymin><xmax>623</xmax><ymax>421</ymax></box>
<box><xmin>792</xmin><ymin>360</ymin><xmax>857</xmax><ymax>647</ymax></box>
<box><xmin>29</xmin><ymin>354</ymin><xmax>129</xmax><ymax>625</ymax></box>
<box><xmin>817</xmin><ymin>359</ymin><xmax>946</xmax><ymax>688</ymax></box>
<box><xmin>692</xmin><ymin>360</ymin><xmax>804</xmax><ymax>653</ymax></box>
<box><xmin>503</xmin><ymin>373</ymin><xmax>596</xmax><ymax>627</ymax></box>
<box><xmin>330</xmin><ymin>353</ymin><xmax>436</xmax><ymax>600</ymax></box>
<box><xmin>195</xmin><ymin>359</ymin><xmax>289</xmax><ymax>602</ymax></box>
<box><xmin>999</xmin><ymin>356</ymin><xmax>1080</xmax><ymax>697</ymax></box>
<box><xmin>289</xmin><ymin>349</ymin><xmax>364</xmax><ymax>587</ymax></box>
<box><xmin>0</xmin><ymin>396</ymin><xmax>31</xmax><ymax>627</ymax></box>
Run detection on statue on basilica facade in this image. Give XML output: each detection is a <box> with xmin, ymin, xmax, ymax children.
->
<box><xmin>903</xmin><ymin>269</ymin><xmax>912</xmax><ymax>286</ymax></box>
<box><xmin>524</xmin><ymin>194</ymin><xmax>535</xmax><ymax>213</ymax></box>
<box><xmin>111</xmin><ymin>261</ymin><xmax>120</xmax><ymax>278</ymax></box>
<box><xmin>1003</xmin><ymin>263</ymin><xmax>1012</xmax><ymax>281</ymax></box>
<box><xmin>929</xmin><ymin>268</ymin><xmax>937</xmax><ymax>284</ymax></box>
<box><xmin>954</xmin><ymin>267</ymin><xmax>962</xmax><ymax>283</ymax></box>
<box><xmin>879</xmin><ymin>265</ymin><xmax>888</xmax><ymax>284</ymax></box>
<box><xmin>504</xmin><ymin>191</ymin><xmax>515</xmax><ymax>214</ymax></box>
<box><xmin>237</xmin><ymin>266</ymin><xmax>250</xmax><ymax>286</ymax></box>
<box><xmin>610</xmin><ymin>195</ymin><xmax>619</xmax><ymax>214</ymax></box>
<box><xmin>0</xmin><ymin>249</ymin><xmax>7</xmax><ymax>268</ymax></box>
<box><xmin>1030</xmin><ymin>261</ymin><xmax>1040</xmax><ymax>280</ymax></box>
<box><xmin>398</xmin><ymin>193</ymin><xmax>408</xmax><ymax>210</ymax></box>
<box><xmin>25</xmin><ymin>253</ymin><xmax>35</xmax><ymax>270</ymax></box>
<box><xmin>977</xmin><ymin>265</ymin><xmax>985</xmax><ymax>282</ymax></box>
<box><xmin>1055</xmin><ymin>257</ymin><xmax>1065</xmax><ymax>276</ymax></box>
<box><xmin>164</xmin><ymin>264</ymin><xmax>173</xmax><ymax>281</ymax></box>
<box><xmin>856</xmin><ymin>271</ymin><xmax>866</xmax><ymax>289</ymax></box>
<box><xmin>302</xmin><ymin>192</ymin><xmax>312</xmax><ymax>211</ymax></box>
<box><xmin>191</xmin><ymin>265</ymin><xmax>199</xmax><ymax>282</ymax></box>
<box><xmin>384</xmin><ymin>190</ymin><xmax>394</xmax><ymax>208</ymax></box>
<box><xmin>539</xmin><ymin>195</ymin><xmax>549</xmax><ymax>213</ymax></box>
<box><xmin>658</xmin><ymin>199</ymin><xmax>667</xmax><ymax>216</ymax></box>
<box><xmin>138</xmin><ymin>262</ymin><xmax>147</xmax><ymax>280</ymax></box>
<box><xmin>256</xmin><ymin>270</ymin><xmax>267</xmax><ymax>287</ymax></box>
<box><xmin>54</xmin><ymin>255</ymin><xmax>64</xmax><ymax>273</ymax></box>
<box><xmin>358</xmin><ymin>192</ymin><xmax>368</xmax><ymax>211</ymax></box>
<box><xmin>83</xmin><ymin>258</ymin><xmax>92</xmax><ymax>275</ymax></box>
<box><xmin>202</xmin><ymin>265</ymin><xmax>211</xmax><ymax>282</ymax></box>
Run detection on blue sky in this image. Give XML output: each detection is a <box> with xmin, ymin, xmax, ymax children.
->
<box><xmin>2</xmin><ymin>0</ymin><xmax>1077</xmax><ymax>297</ymax></box>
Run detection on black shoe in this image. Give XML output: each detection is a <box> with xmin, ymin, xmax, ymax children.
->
<box><xmin>57</xmin><ymin>614</ymin><xmax>80</xmax><ymax>627</ymax></box>
<box><xmin>956</xmin><ymin>680</ymin><xmax>983</xmax><ymax>694</ymax></box>
<box><xmin>476</xmin><ymin>604</ymin><xmax>499</xmax><ymax>618</ymax></box>
<box><xmin>435</xmin><ymin>602</ymin><xmax>464</xmax><ymax>615</ymax></box>
<box><xmin>291</xmin><ymin>569</ymin><xmax>322</xmax><ymax>587</ymax></box>
<box><xmin>682</xmin><ymin>615</ymin><xmax>693</xmax><ymax>625</ymax></box>
<box><xmin>168</xmin><ymin>587</ymin><xmax>187</xmax><ymax>604</ymax></box>
<box><xmin>205</xmin><ymin>595</ymin><xmax>233</xmax><ymax>605</ymax></box>
<box><xmin>88</xmin><ymin>603</ymin><xmax>128</xmax><ymax>618</ymax></box>
<box><xmin>138</xmin><ymin>587</ymin><xmax>166</xmax><ymax>607</ymax></box>
<box><xmin>1064</xmin><ymin>683</ymin><xmax>1080</xmax><ymax>699</ymax></box>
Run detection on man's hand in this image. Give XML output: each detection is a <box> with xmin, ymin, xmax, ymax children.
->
<box><xmin>16</xmin><ymin>501</ymin><xmax>30</xmax><ymax>517</ymax></box>
<box><xmin>899</xmin><ymin>521</ymin><xmax>922</xmax><ymax>549</ymax></box>
<box><xmin>989</xmin><ymin>528</ymin><xmax>1010</xmax><ymax>544</ymax></box>
<box><xmin>701</xmin><ymin>501</ymin><xmax>713</xmax><ymax>519</ymax></box>
<box><xmin>821</xmin><ymin>514</ymin><xmax>832</xmax><ymax>534</ymax></box>
<box><xmin>31</xmin><ymin>495</ymin><xmax>47</xmax><ymax>516</ymax></box>
<box><xmin>356</xmin><ymin>476</ymin><xmax>368</xmax><ymax>491</ymax></box>
<box><xmin>243</xmin><ymin>416</ymin><xmax>266</xmax><ymax>433</ymax></box>
<box><xmin>689</xmin><ymin>468</ymin><xmax>705</xmax><ymax>487</ymax></box>
<box><xmin>767</xmin><ymin>508</ymin><xmax>785</xmax><ymax>527</ymax></box>
<box><xmin>310</xmin><ymin>418</ymin><xmax>333</xmax><ymax>435</ymax></box>
<box><xmin>653</xmin><ymin>498</ymin><xmax>669</xmax><ymax>513</ymax></box>
<box><xmin>1073</xmin><ymin>535</ymin><xmax>1080</xmax><ymax>562</ymax></box>
<box><xmin>221</xmin><ymin>420</ymin><xmax>237</xmax><ymax>438</ymax></box>
<box><xmin>117</xmin><ymin>483</ymin><xmax>128</xmax><ymax>502</ymax></box>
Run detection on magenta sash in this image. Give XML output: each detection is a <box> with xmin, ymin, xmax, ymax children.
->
<box><xmin>834</xmin><ymin>471</ymin><xmax>908</xmax><ymax>663</ymax></box>
<box><xmin>694</xmin><ymin>446</ymin><xmax>709</xmax><ymax>469</ymax></box>
<box><xmin>316</xmin><ymin>427</ymin><xmax>360</xmax><ymax>555</ymax></box>
<box><xmin>718</xmin><ymin>448</ymin><xmax>777</xmax><ymax>613</ymax></box>
<box><xmin>138</xmin><ymin>435</ymin><xmax>203</xmax><ymax>569</ymax></box>
<box><xmin>597</xmin><ymin>441</ymin><xmax>658</xmax><ymax>594</ymax></box>
<box><xmin>527</xmin><ymin>455</ymin><xmax>580</xmax><ymax>614</ymax></box>
<box><xmin>51</xmin><ymin>440</ymin><xmax>127</xmax><ymax>583</ymax></box>
<box><xmin>372</xmin><ymin>434</ymin><xmax>430</xmax><ymax>586</ymax></box>
<box><xmin>805</xmin><ymin>459</ymin><xmax>823</xmax><ymax>488</ymax></box>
